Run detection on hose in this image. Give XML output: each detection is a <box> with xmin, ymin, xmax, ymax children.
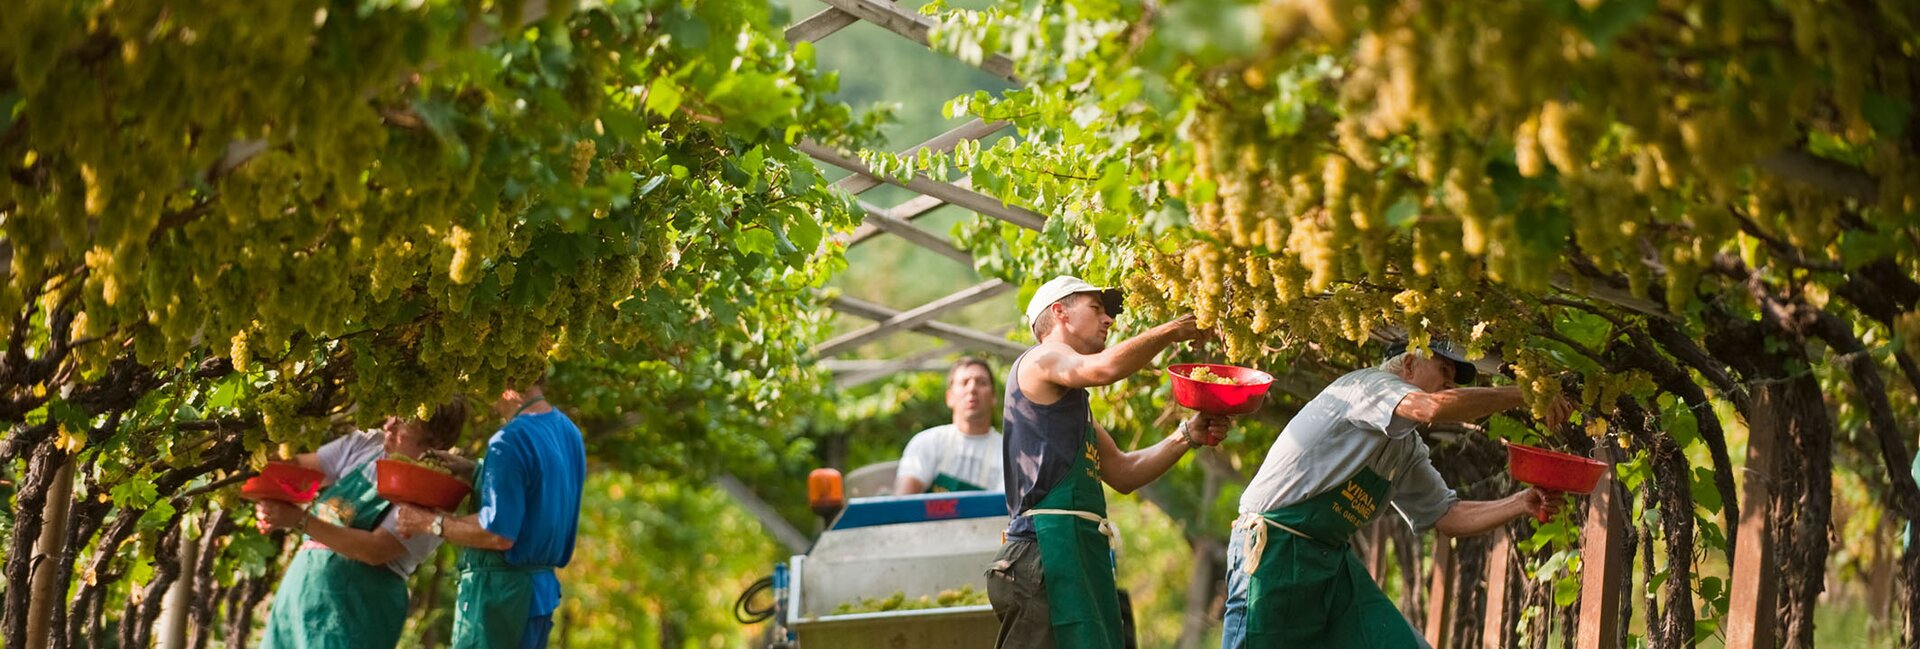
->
<box><xmin>734</xmin><ymin>575</ymin><xmax>777</xmax><ymax>624</ymax></box>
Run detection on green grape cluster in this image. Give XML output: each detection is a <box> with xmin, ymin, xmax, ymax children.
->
<box><xmin>1507</xmin><ymin>352</ymin><xmax>1564</xmax><ymax>424</ymax></box>
<box><xmin>0</xmin><ymin>0</ymin><xmax>874</xmax><ymax>540</ymax></box>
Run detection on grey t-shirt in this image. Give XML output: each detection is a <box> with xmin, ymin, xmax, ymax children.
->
<box><xmin>314</xmin><ymin>431</ymin><xmax>444</xmax><ymax>577</ymax></box>
<box><xmin>1238</xmin><ymin>369</ymin><xmax>1460</xmax><ymax>533</ymax></box>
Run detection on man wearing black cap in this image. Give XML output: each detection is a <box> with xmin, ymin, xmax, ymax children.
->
<box><xmin>1219</xmin><ymin>341</ymin><xmax>1573</xmax><ymax>649</ymax></box>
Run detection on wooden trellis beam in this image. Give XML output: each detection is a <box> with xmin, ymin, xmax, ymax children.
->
<box><xmin>820</xmin><ymin>359</ymin><xmax>954</xmax><ymax>373</ymax></box>
<box><xmin>814</xmin><ymin>279</ymin><xmax>1014</xmax><ymax>357</ymax></box>
<box><xmin>855</xmin><ymin>201</ymin><xmax>973</xmax><ymax>264</ymax></box>
<box><xmin>827</xmin><ymin>294</ymin><xmax>1025</xmax><ymax>358</ymax></box>
<box><xmin>847</xmin><ymin>187</ymin><xmax>966</xmax><ymax>246</ymax></box>
<box><xmin>785</xmin><ymin>8</ymin><xmax>860</xmax><ymax>43</ymax></box>
<box><xmin>802</xmin><ymin>140</ymin><xmax>1046</xmax><ymax>231</ymax></box>
<box><xmin>832</xmin><ymin>342</ymin><xmax>961</xmax><ymax>388</ymax></box>
<box><xmin>813</xmin><ymin>0</ymin><xmax>1020</xmax><ymax>82</ymax></box>
<box><xmin>833</xmin><ymin>119</ymin><xmax>1007</xmax><ymax>197</ymax></box>
<box><xmin>715</xmin><ymin>474</ymin><xmax>812</xmax><ymax>554</ymax></box>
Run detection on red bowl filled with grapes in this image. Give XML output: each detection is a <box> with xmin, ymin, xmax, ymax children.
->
<box><xmin>1168</xmin><ymin>363</ymin><xmax>1274</xmax><ymax>415</ymax></box>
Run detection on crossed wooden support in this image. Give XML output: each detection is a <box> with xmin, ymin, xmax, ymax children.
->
<box><xmin>788</xmin><ymin>0</ymin><xmax>1042</xmax><ymax>380</ymax></box>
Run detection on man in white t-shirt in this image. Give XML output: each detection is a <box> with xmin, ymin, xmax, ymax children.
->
<box><xmin>895</xmin><ymin>357</ymin><xmax>1005</xmax><ymax>493</ymax></box>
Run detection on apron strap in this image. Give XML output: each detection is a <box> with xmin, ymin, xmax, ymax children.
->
<box><xmin>1026</xmin><ymin>509</ymin><xmax>1122</xmax><ymax>550</ymax></box>
<box><xmin>1234</xmin><ymin>512</ymin><xmax>1317</xmax><ymax>575</ymax></box>
<box><xmin>514</xmin><ymin>396</ymin><xmax>547</xmax><ymax>416</ymax></box>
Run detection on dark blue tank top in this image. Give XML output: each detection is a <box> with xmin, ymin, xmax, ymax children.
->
<box><xmin>1002</xmin><ymin>349</ymin><xmax>1093</xmax><ymax>541</ymax></box>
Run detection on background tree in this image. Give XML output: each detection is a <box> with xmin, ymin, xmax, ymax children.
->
<box><xmin>0</xmin><ymin>0</ymin><xmax>878</xmax><ymax>645</ymax></box>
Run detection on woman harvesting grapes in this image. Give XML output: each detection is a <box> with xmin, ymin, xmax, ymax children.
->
<box><xmin>256</xmin><ymin>399</ymin><xmax>470</xmax><ymax>649</ymax></box>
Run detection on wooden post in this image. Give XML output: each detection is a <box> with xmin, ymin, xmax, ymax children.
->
<box><xmin>156</xmin><ymin>518</ymin><xmax>197</xmax><ymax>649</ymax></box>
<box><xmin>1366</xmin><ymin>519</ymin><xmax>1390</xmax><ymax>582</ymax></box>
<box><xmin>1575</xmin><ymin>449</ymin><xmax>1627</xmax><ymax>649</ymax></box>
<box><xmin>24</xmin><ymin>459</ymin><xmax>74</xmax><ymax>649</ymax></box>
<box><xmin>1482</xmin><ymin>528</ymin><xmax>1513</xmax><ymax>649</ymax></box>
<box><xmin>1424</xmin><ymin>534</ymin><xmax>1454</xmax><ymax>649</ymax></box>
<box><xmin>1726</xmin><ymin>390</ymin><xmax>1781</xmax><ymax>649</ymax></box>
<box><xmin>1867</xmin><ymin>522</ymin><xmax>1893</xmax><ymax>632</ymax></box>
<box><xmin>1394</xmin><ymin>525</ymin><xmax>1422</xmax><ymax>626</ymax></box>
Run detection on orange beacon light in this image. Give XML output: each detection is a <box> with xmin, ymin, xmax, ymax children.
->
<box><xmin>807</xmin><ymin>468</ymin><xmax>845</xmax><ymax>520</ymax></box>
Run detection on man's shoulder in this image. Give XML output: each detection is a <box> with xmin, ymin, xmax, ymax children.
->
<box><xmin>483</xmin><ymin>427</ymin><xmax>522</xmax><ymax>459</ymax></box>
<box><xmin>1330</xmin><ymin>368</ymin><xmax>1415</xmax><ymax>392</ymax></box>
<box><xmin>1335</xmin><ymin>367</ymin><xmax>1391</xmax><ymax>382</ymax></box>
<box><xmin>327</xmin><ymin>429</ymin><xmax>384</xmax><ymax>456</ymax></box>
<box><xmin>1017</xmin><ymin>342</ymin><xmax>1077</xmax><ymax>376</ymax></box>
<box><xmin>499</xmin><ymin>410</ymin><xmax>580</xmax><ymax>435</ymax></box>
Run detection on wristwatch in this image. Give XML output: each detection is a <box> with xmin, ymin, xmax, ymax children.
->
<box><xmin>430</xmin><ymin>515</ymin><xmax>444</xmax><ymax>537</ymax></box>
<box><xmin>1176</xmin><ymin>419</ymin><xmax>1198</xmax><ymax>447</ymax></box>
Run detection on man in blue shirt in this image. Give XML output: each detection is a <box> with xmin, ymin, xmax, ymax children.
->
<box><xmin>1910</xmin><ymin>449</ymin><xmax>1919</xmax><ymax>550</ymax></box>
<box><xmin>397</xmin><ymin>378</ymin><xmax>587</xmax><ymax>649</ymax></box>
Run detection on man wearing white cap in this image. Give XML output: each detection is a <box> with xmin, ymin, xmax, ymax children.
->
<box><xmin>986</xmin><ymin>275</ymin><xmax>1233</xmax><ymax>649</ymax></box>
<box><xmin>1220</xmin><ymin>340</ymin><xmax>1574</xmax><ymax>649</ymax></box>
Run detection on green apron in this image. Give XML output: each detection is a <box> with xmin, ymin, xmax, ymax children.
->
<box><xmin>1237</xmin><ymin>468</ymin><xmax>1420</xmax><ymax>647</ymax></box>
<box><xmin>1024</xmin><ymin>421</ymin><xmax>1125</xmax><ymax>649</ymax></box>
<box><xmin>450</xmin><ymin>443</ymin><xmax>552</xmax><ymax>649</ymax></box>
<box><xmin>930</xmin><ymin>472</ymin><xmax>987</xmax><ymax>492</ymax></box>
<box><xmin>260</xmin><ymin>459</ymin><xmax>409</xmax><ymax>649</ymax></box>
<box><xmin>451</xmin><ymin>543</ymin><xmax>541</xmax><ymax>649</ymax></box>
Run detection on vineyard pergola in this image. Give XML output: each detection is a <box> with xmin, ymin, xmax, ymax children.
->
<box><xmin>780</xmin><ymin>2</ymin><xmax>1920</xmax><ymax>648</ymax></box>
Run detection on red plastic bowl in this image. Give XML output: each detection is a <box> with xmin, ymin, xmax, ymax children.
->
<box><xmin>241</xmin><ymin>462</ymin><xmax>326</xmax><ymax>503</ymax></box>
<box><xmin>1507</xmin><ymin>443</ymin><xmax>1609</xmax><ymax>494</ymax></box>
<box><xmin>375</xmin><ymin>459</ymin><xmax>473</xmax><ymax>511</ymax></box>
<box><xmin>1168</xmin><ymin>363</ymin><xmax>1275</xmax><ymax>415</ymax></box>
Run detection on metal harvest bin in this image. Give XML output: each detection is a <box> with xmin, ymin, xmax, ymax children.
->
<box><xmin>784</xmin><ymin>496</ymin><xmax>1007</xmax><ymax>648</ymax></box>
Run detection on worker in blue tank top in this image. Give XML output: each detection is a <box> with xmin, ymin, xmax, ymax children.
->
<box><xmin>989</xmin><ymin>275</ymin><xmax>1236</xmax><ymax>649</ymax></box>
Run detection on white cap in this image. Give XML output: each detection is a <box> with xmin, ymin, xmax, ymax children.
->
<box><xmin>1024</xmin><ymin>276</ymin><xmax>1123</xmax><ymax>335</ymax></box>
<box><xmin>1384</xmin><ymin>339</ymin><xmax>1478</xmax><ymax>384</ymax></box>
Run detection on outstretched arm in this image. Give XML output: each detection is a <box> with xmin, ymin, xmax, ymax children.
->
<box><xmin>1026</xmin><ymin>316</ymin><xmax>1204</xmax><ymax>390</ymax></box>
<box><xmin>1093</xmin><ymin>414</ymin><xmax>1230</xmax><ymax>494</ymax></box>
<box><xmin>1395</xmin><ymin>387</ymin><xmax>1572</xmax><ymax>427</ymax></box>
<box><xmin>256</xmin><ymin>500</ymin><xmax>408</xmax><ymax>566</ymax></box>
<box><xmin>290</xmin><ymin>453</ymin><xmax>324</xmax><ymax>472</ymax></box>
<box><xmin>1394</xmin><ymin>386</ymin><xmax>1525</xmax><ymax>424</ymax></box>
<box><xmin>1433</xmin><ymin>488</ymin><xmax>1560</xmax><ymax>537</ymax></box>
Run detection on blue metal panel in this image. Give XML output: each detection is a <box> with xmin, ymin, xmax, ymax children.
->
<box><xmin>827</xmin><ymin>491</ymin><xmax>1009</xmax><ymax>531</ymax></box>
